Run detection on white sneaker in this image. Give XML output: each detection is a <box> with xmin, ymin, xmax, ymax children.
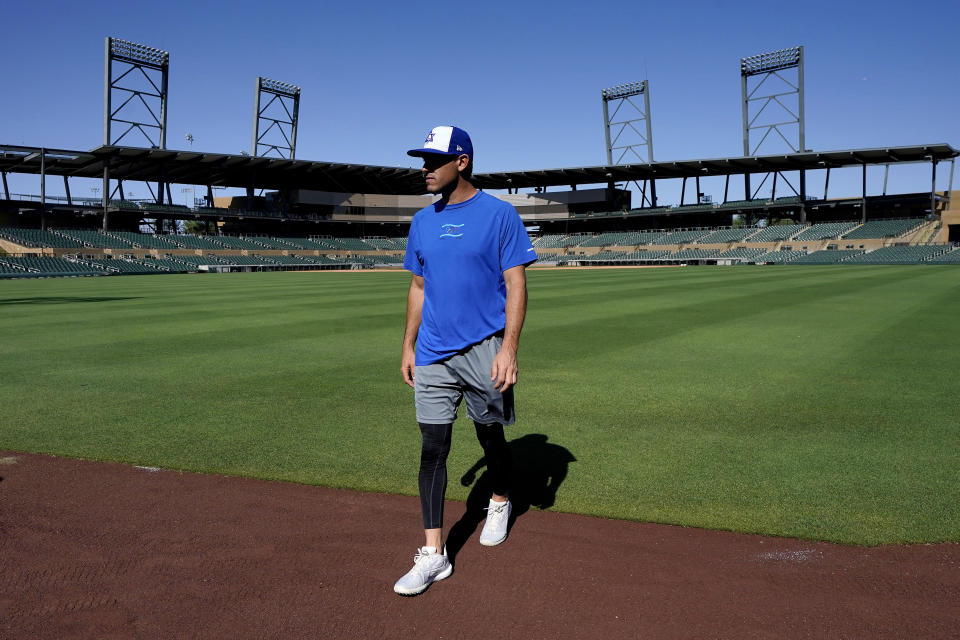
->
<box><xmin>393</xmin><ymin>546</ymin><xmax>452</xmax><ymax>596</ymax></box>
<box><xmin>479</xmin><ymin>499</ymin><xmax>511</xmax><ymax>546</ymax></box>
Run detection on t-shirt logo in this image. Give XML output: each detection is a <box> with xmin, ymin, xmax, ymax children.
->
<box><xmin>440</xmin><ymin>223</ymin><xmax>464</xmax><ymax>239</ymax></box>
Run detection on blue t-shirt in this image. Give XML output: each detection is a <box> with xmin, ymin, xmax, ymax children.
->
<box><xmin>404</xmin><ymin>191</ymin><xmax>537</xmax><ymax>365</ymax></box>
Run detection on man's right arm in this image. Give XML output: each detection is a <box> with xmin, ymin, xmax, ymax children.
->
<box><xmin>401</xmin><ymin>274</ymin><xmax>425</xmax><ymax>387</ymax></box>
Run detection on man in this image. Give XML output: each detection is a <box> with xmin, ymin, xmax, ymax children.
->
<box><xmin>394</xmin><ymin>125</ymin><xmax>537</xmax><ymax>596</ymax></box>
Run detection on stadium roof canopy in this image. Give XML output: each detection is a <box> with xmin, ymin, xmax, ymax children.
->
<box><xmin>0</xmin><ymin>143</ymin><xmax>956</xmax><ymax>195</ymax></box>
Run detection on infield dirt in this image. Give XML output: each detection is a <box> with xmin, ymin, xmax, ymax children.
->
<box><xmin>2</xmin><ymin>451</ymin><xmax>957</xmax><ymax>639</ymax></box>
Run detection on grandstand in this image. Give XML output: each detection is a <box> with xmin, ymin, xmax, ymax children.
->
<box><xmin>0</xmin><ymin>39</ymin><xmax>956</xmax><ymax>277</ymax></box>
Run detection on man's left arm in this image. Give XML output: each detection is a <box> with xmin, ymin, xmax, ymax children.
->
<box><xmin>491</xmin><ymin>264</ymin><xmax>528</xmax><ymax>393</ymax></box>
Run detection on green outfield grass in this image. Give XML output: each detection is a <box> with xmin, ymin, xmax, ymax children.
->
<box><xmin>1</xmin><ymin>266</ymin><xmax>958</xmax><ymax>545</ymax></box>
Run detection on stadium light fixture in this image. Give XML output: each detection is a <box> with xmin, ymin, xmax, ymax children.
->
<box><xmin>740</xmin><ymin>47</ymin><xmax>801</xmax><ymax>77</ymax></box>
<box><xmin>260</xmin><ymin>78</ymin><xmax>301</xmax><ymax>98</ymax></box>
<box><xmin>109</xmin><ymin>38</ymin><xmax>169</xmax><ymax>68</ymax></box>
<box><xmin>601</xmin><ymin>81</ymin><xmax>645</xmax><ymax>100</ymax></box>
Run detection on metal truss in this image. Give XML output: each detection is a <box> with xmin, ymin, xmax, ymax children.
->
<box><xmin>104</xmin><ymin>37</ymin><xmax>169</xmax><ymax>149</ymax></box>
<box><xmin>741</xmin><ymin>46</ymin><xmax>804</xmax><ymax>156</ymax></box>
<box><xmin>101</xmin><ymin>38</ymin><xmax>171</xmax><ymax>230</ymax></box>
<box><xmin>252</xmin><ymin>77</ymin><xmax>300</xmax><ymax>159</ymax></box>
<box><xmin>740</xmin><ymin>47</ymin><xmax>806</xmax><ymax>217</ymax></box>
<box><xmin>602</xmin><ymin>81</ymin><xmax>654</xmax><ymax>164</ymax></box>
<box><xmin>602</xmin><ymin>81</ymin><xmax>656</xmax><ymax>206</ymax></box>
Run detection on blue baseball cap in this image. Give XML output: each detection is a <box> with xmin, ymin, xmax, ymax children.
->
<box><xmin>407</xmin><ymin>125</ymin><xmax>473</xmax><ymax>159</ymax></box>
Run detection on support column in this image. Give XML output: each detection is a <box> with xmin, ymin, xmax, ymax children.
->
<box><xmin>63</xmin><ymin>176</ymin><xmax>72</xmax><ymax>206</ymax></box>
<box><xmin>861</xmin><ymin>163</ymin><xmax>867</xmax><ymax>224</ymax></box>
<box><xmin>680</xmin><ymin>177</ymin><xmax>686</xmax><ymax>205</ymax></box>
<box><xmin>930</xmin><ymin>160</ymin><xmax>938</xmax><ymax>217</ymax></box>
<box><xmin>1</xmin><ymin>171</ymin><xmax>8</xmax><ymax>200</ymax></box>
<box><xmin>102</xmin><ymin>156</ymin><xmax>110</xmax><ymax>232</ymax></box>
<box><xmin>40</xmin><ymin>148</ymin><xmax>46</xmax><ymax>231</ymax></box>
<box><xmin>799</xmin><ymin>169</ymin><xmax>807</xmax><ymax>225</ymax></box>
<box><xmin>650</xmin><ymin>179</ymin><xmax>657</xmax><ymax>207</ymax></box>
<box><xmin>823</xmin><ymin>168</ymin><xmax>831</xmax><ymax>201</ymax></box>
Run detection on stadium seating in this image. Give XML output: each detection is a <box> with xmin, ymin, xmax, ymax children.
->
<box><xmin>268</xmin><ymin>255</ymin><xmax>321</xmax><ymax>266</ymax></box>
<box><xmin>578</xmin><ymin>251</ymin><xmax>627</xmax><ymax>262</ymax></box>
<box><xmin>109</xmin><ymin>232</ymin><xmax>179</xmax><ymax>249</ymax></box>
<box><xmin>0</xmin><ymin>228</ymin><xmax>85</xmax><ymax>248</ymax></box>
<box><xmin>210</xmin><ymin>236</ymin><xmax>271</xmax><ymax>251</ymax></box>
<box><xmin>756</xmin><ymin>250</ymin><xmax>807</xmax><ymax>263</ymax></box>
<box><xmin>78</xmin><ymin>258</ymin><xmax>165</xmax><ymax>274</ymax></box>
<box><xmin>655</xmin><ymin>229</ymin><xmax>711</xmax><ymax>244</ymax></box>
<box><xmin>146</xmin><ymin>258</ymin><xmax>195</xmax><ymax>273</ymax></box>
<box><xmin>577</xmin><ymin>232</ymin><xmax>639</xmax><ymax>247</ymax></box>
<box><xmin>215</xmin><ymin>255</ymin><xmax>276</xmax><ymax>266</ymax></box>
<box><xmin>925</xmin><ymin>247</ymin><xmax>960</xmax><ymax>264</ymax></box>
<box><xmin>792</xmin><ymin>222</ymin><xmax>859</xmax><ymax>241</ymax></box>
<box><xmin>670</xmin><ymin>249</ymin><xmax>720</xmax><ymax>260</ymax></box>
<box><xmin>363</xmin><ymin>237</ymin><xmax>402</xmax><ymax>250</ymax></box>
<box><xmin>627</xmin><ymin>249</ymin><xmax>672</xmax><ymax>260</ymax></box>
<box><xmin>632</xmin><ymin>231</ymin><xmax>668</xmax><ymax>245</ymax></box>
<box><xmin>696</xmin><ymin>228</ymin><xmax>758</xmax><ymax>244</ymax></box>
<box><xmin>242</xmin><ymin>237</ymin><xmax>291</xmax><ymax>250</ymax></box>
<box><xmin>166</xmin><ymin>235</ymin><xmax>225</xmax><ymax>250</ymax></box>
<box><xmin>747</xmin><ymin>224</ymin><xmax>805</xmax><ymax>242</ymax></box>
<box><xmin>0</xmin><ymin>256</ymin><xmax>102</xmax><ymax>275</ymax></box>
<box><xmin>842</xmin><ymin>246</ymin><xmax>949</xmax><ymax>264</ymax></box>
<box><xmin>328</xmin><ymin>237</ymin><xmax>373</xmax><ymax>251</ymax></box>
<box><xmin>789</xmin><ymin>249</ymin><xmax>864</xmax><ymax>264</ymax></box>
<box><xmin>841</xmin><ymin>219</ymin><xmax>925</xmax><ymax>239</ymax></box>
<box><xmin>716</xmin><ymin>248</ymin><xmax>768</xmax><ymax>260</ymax></box>
<box><xmin>532</xmin><ymin>234</ymin><xmax>571</xmax><ymax>248</ymax></box>
<box><xmin>272</xmin><ymin>237</ymin><xmax>324</xmax><ymax>250</ymax></box>
<box><xmin>56</xmin><ymin>230</ymin><xmax>136</xmax><ymax>249</ymax></box>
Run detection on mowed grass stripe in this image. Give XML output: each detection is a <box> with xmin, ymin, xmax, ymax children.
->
<box><xmin>1</xmin><ymin>267</ymin><xmax>957</xmax><ymax>545</ymax></box>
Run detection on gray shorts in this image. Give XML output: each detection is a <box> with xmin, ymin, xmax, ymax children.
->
<box><xmin>414</xmin><ymin>333</ymin><xmax>515</xmax><ymax>426</ymax></box>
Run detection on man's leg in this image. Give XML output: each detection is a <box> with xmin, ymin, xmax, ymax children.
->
<box><xmin>418</xmin><ymin>422</ymin><xmax>453</xmax><ymax>550</ymax></box>
<box><xmin>474</xmin><ymin>421</ymin><xmax>512</xmax><ymax>501</ymax></box>
<box><xmin>475</xmin><ymin>421</ymin><xmax>513</xmax><ymax>546</ymax></box>
<box><xmin>394</xmin><ymin>421</ymin><xmax>455</xmax><ymax>596</ymax></box>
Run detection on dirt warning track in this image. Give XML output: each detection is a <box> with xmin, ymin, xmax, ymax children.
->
<box><xmin>1</xmin><ymin>451</ymin><xmax>957</xmax><ymax>639</ymax></box>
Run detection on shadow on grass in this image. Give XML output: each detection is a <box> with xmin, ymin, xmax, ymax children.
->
<box><xmin>446</xmin><ymin>433</ymin><xmax>576</xmax><ymax>563</ymax></box>
<box><xmin>0</xmin><ymin>296</ymin><xmax>142</xmax><ymax>306</ymax></box>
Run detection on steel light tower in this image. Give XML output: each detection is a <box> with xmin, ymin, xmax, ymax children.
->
<box><xmin>740</xmin><ymin>46</ymin><xmax>805</xmax><ymax>204</ymax></box>
<box><xmin>103</xmin><ymin>37</ymin><xmax>170</xmax><ymax>230</ymax></box>
<box><xmin>252</xmin><ymin>77</ymin><xmax>301</xmax><ymax>159</ymax></box>
<box><xmin>602</xmin><ymin>81</ymin><xmax>656</xmax><ymax>206</ymax></box>
<box><xmin>104</xmin><ymin>37</ymin><xmax>170</xmax><ymax>149</ymax></box>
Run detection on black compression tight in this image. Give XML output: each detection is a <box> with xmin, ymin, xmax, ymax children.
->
<box><xmin>418</xmin><ymin>421</ymin><xmax>512</xmax><ymax>529</ymax></box>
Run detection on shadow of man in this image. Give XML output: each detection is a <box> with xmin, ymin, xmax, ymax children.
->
<box><xmin>446</xmin><ymin>433</ymin><xmax>576</xmax><ymax>562</ymax></box>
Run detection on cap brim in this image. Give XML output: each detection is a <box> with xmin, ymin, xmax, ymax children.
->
<box><xmin>407</xmin><ymin>148</ymin><xmax>462</xmax><ymax>158</ymax></box>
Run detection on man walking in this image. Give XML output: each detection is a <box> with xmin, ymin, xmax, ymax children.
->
<box><xmin>394</xmin><ymin>125</ymin><xmax>537</xmax><ymax>596</ymax></box>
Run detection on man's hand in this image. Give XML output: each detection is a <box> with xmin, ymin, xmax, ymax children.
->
<box><xmin>490</xmin><ymin>345</ymin><xmax>518</xmax><ymax>393</ymax></box>
<box><xmin>401</xmin><ymin>347</ymin><xmax>416</xmax><ymax>388</ymax></box>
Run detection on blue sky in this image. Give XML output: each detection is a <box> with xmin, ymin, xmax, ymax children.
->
<box><xmin>3</xmin><ymin>0</ymin><xmax>958</xmax><ymax>205</ymax></box>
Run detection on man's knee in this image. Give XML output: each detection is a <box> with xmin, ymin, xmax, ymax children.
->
<box><xmin>473</xmin><ymin>421</ymin><xmax>506</xmax><ymax>452</ymax></box>
<box><xmin>419</xmin><ymin>422</ymin><xmax>453</xmax><ymax>461</ymax></box>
